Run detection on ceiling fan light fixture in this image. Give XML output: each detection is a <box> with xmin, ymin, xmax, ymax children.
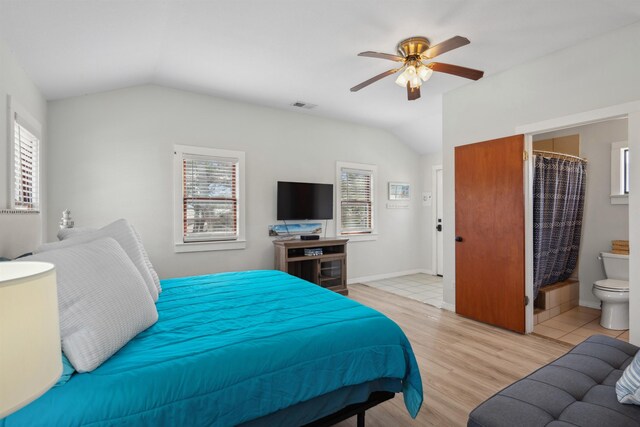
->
<box><xmin>350</xmin><ymin>34</ymin><xmax>483</xmax><ymax>101</ymax></box>
<box><xmin>417</xmin><ymin>65</ymin><xmax>433</xmax><ymax>81</ymax></box>
<box><xmin>395</xmin><ymin>71</ymin><xmax>409</xmax><ymax>87</ymax></box>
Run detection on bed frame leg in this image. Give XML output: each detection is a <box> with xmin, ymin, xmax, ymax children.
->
<box><xmin>357</xmin><ymin>411</ymin><xmax>365</xmax><ymax>427</ymax></box>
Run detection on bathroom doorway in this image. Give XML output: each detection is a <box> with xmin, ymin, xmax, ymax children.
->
<box><xmin>528</xmin><ymin>118</ymin><xmax>630</xmax><ymax>345</ymax></box>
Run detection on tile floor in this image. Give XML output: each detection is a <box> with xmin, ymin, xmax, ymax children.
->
<box><xmin>533</xmin><ymin>306</ymin><xmax>629</xmax><ymax>345</ymax></box>
<box><xmin>362</xmin><ymin>273</ymin><xmax>444</xmax><ymax>308</ymax></box>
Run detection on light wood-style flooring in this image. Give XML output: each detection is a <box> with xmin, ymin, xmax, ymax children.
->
<box><xmin>335</xmin><ymin>283</ymin><xmax>572</xmax><ymax>427</ymax></box>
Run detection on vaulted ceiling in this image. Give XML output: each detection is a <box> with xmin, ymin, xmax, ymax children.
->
<box><xmin>1</xmin><ymin>0</ymin><xmax>640</xmax><ymax>153</ymax></box>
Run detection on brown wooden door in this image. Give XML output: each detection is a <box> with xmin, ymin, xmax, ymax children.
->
<box><xmin>455</xmin><ymin>134</ymin><xmax>525</xmax><ymax>333</ymax></box>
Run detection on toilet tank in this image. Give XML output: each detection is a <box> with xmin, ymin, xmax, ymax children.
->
<box><xmin>601</xmin><ymin>252</ymin><xmax>629</xmax><ymax>280</ymax></box>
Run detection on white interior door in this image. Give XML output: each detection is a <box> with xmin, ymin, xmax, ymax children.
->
<box><xmin>435</xmin><ymin>167</ymin><xmax>444</xmax><ymax>276</ymax></box>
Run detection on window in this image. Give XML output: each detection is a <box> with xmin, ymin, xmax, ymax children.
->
<box><xmin>336</xmin><ymin>162</ymin><xmax>377</xmax><ymax>239</ymax></box>
<box><xmin>610</xmin><ymin>141</ymin><xmax>629</xmax><ymax>205</ymax></box>
<box><xmin>12</xmin><ymin>113</ymin><xmax>40</xmax><ymax>211</ymax></box>
<box><xmin>174</xmin><ymin>145</ymin><xmax>245</xmax><ymax>252</ymax></box>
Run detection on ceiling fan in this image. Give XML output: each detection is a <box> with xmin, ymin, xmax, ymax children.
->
<box><xmin>350</xmin><ymin>36</ymin><xmax>484</xmax><ymax>101</ymax></box>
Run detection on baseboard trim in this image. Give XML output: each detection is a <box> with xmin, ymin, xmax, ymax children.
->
<box><xmin>348</xmin><ymin>269</ymin><xmax>434</xmax><ymax>285</ymax></box>
<box><xmin>579</xmin><ymin>299</ymin><xmax>602</xmax><ymax>310</ymax></box>
<box><xmin>441</xmin><ymin>302</ymin><xmax>455</xmax><ymax>312</ymax></box>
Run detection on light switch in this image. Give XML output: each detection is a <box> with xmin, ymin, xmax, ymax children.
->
<box><xmin>422</xmin><ymin>192</ymin><xmax>432</xmax><ymax>206</ymax></box>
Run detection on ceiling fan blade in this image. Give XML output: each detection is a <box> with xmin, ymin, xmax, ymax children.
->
<box><xmin>428</xmin><ymin>62</ymin><xmax>484</xmax><ymax>80</ymax></box>
<box><xmin>358</xmin><ymin>51</ymin><xmax>406</xmax><ymax>62</ymax></box>
<box><xmin>407</xmin><ymin>85</ymin><xmax>421</xmax><ymax>101</ymax></box>
<box><xmin>350</xmin><ymin>68</ymin><xmax>402</xmax><ymax>92</ymax></box>
<box><xmin>422</xmin><ymin>36</ymin><xmax>470</xmax><ymax>59</ymax></box>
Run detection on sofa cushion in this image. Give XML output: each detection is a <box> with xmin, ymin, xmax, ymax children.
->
<box><xmin>468</xmin><ymin>335</ymin><xmax>640</xmax><ymax>427</ymax></box>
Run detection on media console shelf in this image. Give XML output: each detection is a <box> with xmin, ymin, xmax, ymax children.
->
<box><xmin>273</xmin><ymin>238</ymin><xmax>348</xmax><ymax>295</ymax></box>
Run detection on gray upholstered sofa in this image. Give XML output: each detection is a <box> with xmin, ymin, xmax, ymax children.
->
<box><xmin>468</xmin><ymin>335</ymin><xmax>640</xmax><ymax>427</ymax></box>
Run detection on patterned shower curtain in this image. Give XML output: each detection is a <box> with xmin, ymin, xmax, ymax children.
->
<box><xmin>533</xmin><ymin>155</ymin><xmax>586</xmax><ymax>299</ymax></box>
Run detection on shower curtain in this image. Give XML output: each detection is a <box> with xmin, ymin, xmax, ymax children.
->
<box><xmin>533</xmin><ymin>155</ymin><xmax>586</xmax><ymax>299</ymax></box>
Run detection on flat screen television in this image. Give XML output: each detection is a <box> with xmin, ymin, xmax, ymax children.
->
<box><xmin>277</xmin><ymin>181</ymin><xmax>333</xmax><ymax>220</ymax></box>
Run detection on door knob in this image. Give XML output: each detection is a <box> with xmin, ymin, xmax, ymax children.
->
<box><xmin>455</xmin><ymin>236</ymin><xmax>463</xmax><ymax>242</ymax></box>
<box><xmin>436</xmin><ymin>224</ymin><xmax>442</xmax><ymax>232</ymax></box>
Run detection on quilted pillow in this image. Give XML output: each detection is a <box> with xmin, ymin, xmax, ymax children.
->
<box><xmin>57</xmin><ymin>227</ymin><xmax>96</xmax><ymax>241</ymax></box>
<box><xmin>131</xmin><ymin>227</ymin><xmax>161</xmax><ymax>294</ymax></box>
<box><xmin>617</xmin><ymin>351</ymin><xmax>640</xmax><ymax>405</ymax></box>
<box><xmin>22</xmin><ymin>238</ymin><xmax>158</xmax><ymax>372</ymax></box>
<box><xmin>36</xmin><ymin>219</ymin><xmax>159</xmax><ymax>301</ymax></box>
<box><xmin>56</xmin><ymin>222</ymin><xmax>161</xmax><ymax>296</ymax></box>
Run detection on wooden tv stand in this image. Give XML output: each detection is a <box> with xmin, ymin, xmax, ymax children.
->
<box><xmin>273</xmin><ymin>238</ymin><xmax>348</xmax><ymax>295</ymax></box>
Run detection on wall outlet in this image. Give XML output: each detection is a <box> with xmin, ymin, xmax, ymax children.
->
<box><xmin>422</xmin><ymin>192</ymin><xmax>432</xmax><ymax>206</ymax></box>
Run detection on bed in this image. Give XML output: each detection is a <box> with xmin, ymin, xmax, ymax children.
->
<box><xmin>2</xmin><ymin>270</ymin><xmax>422</xmax><ymax>426</ymax></box>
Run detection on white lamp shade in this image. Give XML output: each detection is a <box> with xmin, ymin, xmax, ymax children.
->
<box><xmin>0</xmin><ymin>262</ymin><xmax>61</xmax><ymax>418</ymax></box>
<box><xmin>405</xmin><ymin>65</ymin><xmax>416</xmax><ymax>76</ymax></box>
<box><xmin>417</xmin><ymin>65</ymin><xmax>433</xmax><ymax>81</ymax></box>
<box><xmin>395</xmin><ymin>72</ymin><xmax>409</xmax><ymax>87</ymax></box>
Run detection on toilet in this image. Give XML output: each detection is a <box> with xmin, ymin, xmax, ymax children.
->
<box><xmin>593</xmin><ymin>252</ymin><xmax>629</xmax><ymax>330</ymax></box>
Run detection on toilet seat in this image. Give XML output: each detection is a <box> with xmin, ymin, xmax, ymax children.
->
<box><xmin>594</xmin><ymin>279</ymin><xmax>629</xmax><ymax>292</ymax></box>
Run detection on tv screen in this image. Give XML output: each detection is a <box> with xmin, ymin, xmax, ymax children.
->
<box><xmin>277</xmin><ymin>181</ymin><xmax>333</xmax><ymax>220</ymax></box>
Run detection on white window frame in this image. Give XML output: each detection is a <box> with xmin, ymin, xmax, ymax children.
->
<box><xmin>173</xmin><ymin>145</ymin><xmax>246</xmax><ymax>252</ymax></box>
<box><xmin>9</xmin><ymin>97</ymin><xmax>42</xmax><ymax>212</ymax></box>
<box><xmin>610</xmin><ymin>140</ymin><xmax>629</xmax><ymax>205</ymax></box>
<box><xmin>335</xmin><ymin>161</ymin><xmax>378</xmax><ymax>242</ymax></box>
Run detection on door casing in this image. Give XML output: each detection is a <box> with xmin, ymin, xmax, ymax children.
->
<box><xmin>432</xmin><ymin>165</ymin><xmax>444</xmax><ymax>276</ymax></box>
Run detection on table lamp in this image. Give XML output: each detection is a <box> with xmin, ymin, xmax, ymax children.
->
<box><xmin>0</xmin><ymin>262</ymin><xmax>61</xmax><ymax>418</ymax></box>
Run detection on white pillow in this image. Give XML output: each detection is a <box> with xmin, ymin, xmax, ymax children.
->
<box><xmin>57</xmin><ymin>222</ymin><xmax>161</xmax><ymax>295</ymax></box>
<box><xmin>131</xmin><ymin>227</ymin><xmax>162</xmax><ymax>294</ymax></box>
<box><xmin>36</xmin><ymin>219</ymin><xmax>159</xmax><ymax>301</ymax></box>
<box><xmin>21</xmin><ymin>238</ymin><xmax>158</xmax><ymax>372</ymax></box>
<box><xmin>57</xmin><ymin>227</ymin><xmax>96</xmax><ymax>241</ymax></box>
<box><xmin>617</xmin><ymin>352</ymin><xmax>640</xmax><ymax>405</ymax></box>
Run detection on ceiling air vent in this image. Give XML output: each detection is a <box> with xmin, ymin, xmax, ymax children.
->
<box><xmin>290</xmin><ymin>101</ymin><xmax>317</xmax><ymax>110</ymax></box>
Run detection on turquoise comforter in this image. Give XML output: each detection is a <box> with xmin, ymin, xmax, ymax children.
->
<box><xmin>3</xmin><ymin>270</ymin><xmax>422</xmax><ymax>426</ymax></box>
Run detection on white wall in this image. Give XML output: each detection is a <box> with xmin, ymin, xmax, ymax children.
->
<box><xmin>442</xmin><ymin>21</ymin><xmax>640</xmax><ymax>344</ymax></box>
<box><xmin>533</xmin><ymin>119</ymin><xmax>629</xmax><ymax>307</ymax></box>
<box><xmin>420</xmin><ymin>151</ymin><xmax>442</xmax><ymax>274</ymax></box>
<box><xmin>629</xmin><ymin>112</ymin><xmax>640</xmax><ymax>345</ymax></box>
<box><xmin>46</xmin><ymin>84</ymin><xmax>424</xmax><ymax>280</ymax></box>
<box><xmin>0</xmin><ymin>38</ymin><xmax>47</xmax><ymax>258</ymax></box>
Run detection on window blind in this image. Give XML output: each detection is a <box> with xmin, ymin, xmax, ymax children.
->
<box><xmin>182</xmin><ymin>154</ymin><xmax>239</xmax><ymax>242</ymax></box>
<box><xmin>13</xmin><ymin>115</ymin><xmax>40</xmax><ymax>211</ymax></box>
<box><xmin>340</xmin><ymin>168</ymin><xmax>373</xmax><ymax>233</ymax></box>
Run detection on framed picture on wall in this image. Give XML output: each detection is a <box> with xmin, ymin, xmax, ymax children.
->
<box><xmin>388</xmin><ymin>182</ymin><xmax>410</xmax><ymax>200</ymax></box>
